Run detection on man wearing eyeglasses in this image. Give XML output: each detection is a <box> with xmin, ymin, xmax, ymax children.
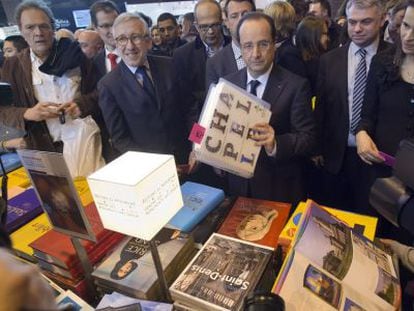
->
<box><xmin>0</xmin><ymin>0</ymin><xmax>99</xmax><ymax>153</ymax></box>
<box><xmin>90</xmin><ymin>0</ymin><xmax>120</xmax><ymax>80</ymax></box>
<box><xmin>98</xmin><ymin>13</ymin><xmax>186</xmax><ymax>162</ymax></box>
<box><xmin>155</xmin><ymin>12</ymin><xmax>187</xmax><ymax>57</ymax></box>
<box><xmin>223</xmin><ymin>12</ymin><xmax>316</xmax><ymax>204</ymax></box>
<box><xmin>206</xmin><ymin>0</ymin><xmax>256</xmax><ymax>87</ymax></box>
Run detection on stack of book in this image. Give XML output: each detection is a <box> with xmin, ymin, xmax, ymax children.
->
<box><xmin>92</xmin><ymin>228</ymin><xmax>195</xmax><ymax>300</ymax></box>
<box><xmin>29</xmin><ymin>202</ymin><xmax>124</xmax><ymax>299</ymax></box>
<box><xmin>170</xmin><ymin>233</ymin><xmax>273</xmax><ymax>310</ymax></box>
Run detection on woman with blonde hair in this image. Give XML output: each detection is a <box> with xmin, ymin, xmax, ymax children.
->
<box><xmin>264</xmin><ymin>0</ymin><xmax>307</xmax><ymax>77</ymax></box>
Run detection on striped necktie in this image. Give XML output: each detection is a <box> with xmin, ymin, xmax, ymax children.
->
<box><xmin>350</xmin><ymin>48</ymin><xmax>367</xmax><ymax>134</ymax></box>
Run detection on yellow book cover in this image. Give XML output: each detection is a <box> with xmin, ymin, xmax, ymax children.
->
<box><xmin>1</xmin><ymin>167</ymin><xmax>31</xmax><ymax>189</ymax></box>
<box><xmin>10</xmin><ymin>213</ymin><xmax>52</xmax><ymax>259</ymax></box>
<box><xmin>73</xmin><ymin>177</ymin><xmax>94</xmax><ymax>206</ymax></box>
<box><xmin>279</xmin><ymin>200</ymin><xmax>378</xmax><ymax>246</ymax></box>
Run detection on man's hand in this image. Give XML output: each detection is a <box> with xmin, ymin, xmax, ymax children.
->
<box><xmin>61</xmin><ymin>102</ymin><xmax>81</xmax><ymax>119</ymax></box>
<box><xmin>23</xmin><ymin>102</ymin><xmax>60</xmax><ymax>121</ymax></box>
<box><xmin>356</xmin><ymin>131</ymin><xmax>384</xmax><ymax>165</ymax></box>
<box><xmin>251</xmin><ymin>122</ymin><xmax>275</xmax><ymax>154</ymax></box>
<box><xmin>3</xmin><ymin>138</ymin><xmax>26</xmax><ymax>150</ymax></box>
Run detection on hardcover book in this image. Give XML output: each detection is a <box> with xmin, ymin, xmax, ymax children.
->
<box><xmin>0</xmin><ymin>152</ymin><xmax>21</xmax><ymax>176</ymax></box>
<box><xmin>192</xmin><ymin>79</ymin><xmax>271</xmax><ymax>179</ymax></box>
<box><xmin>0</xmin><ymin>166</ymin><xmax>31</xmax><ymax>188</ymax></box>
<box><xmin>92</xmin><ymin>228</ymin><xmax>194</xmax><ymax>300</ymax></box>
<box><xmin>273</xmin><ymin>201</ymin><xmax>400</xmax><ymax>310</ymax></box>
<box><xmin>218</xmin><ymin>197</ymin><xmax>290</xmax><ymax>249</ymax></box>
<box><xmin>279</xmin><ymin>200</ymin><xmax>378</xmax><ymax>247</ymax></box>
<box><xmin>6</xmin><ymin>188</ymin><xmax>43</xmax><ymax>233</ymax></box>
<box><xmin>167</xmin><ymin>182</ymin><xmax>225</xmax><ymax>232</ymax></box>
<box><xmin>170</xmin><ymin>233</ymin><xmax>273</xmax><ymax>311</ymax></box>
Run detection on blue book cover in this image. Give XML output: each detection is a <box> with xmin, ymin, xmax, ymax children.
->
<box><xmin>167</xmin><ymin>182</ymin><xmax>225</xmax><ymax>232</ymax></box>
<box><xmin>6</xmin><ymin>188</ymin><xmax>43</xmax><ymax>233</ymax></box>
<box><xmin>0</xmin><ymin>153</ymin><xmax>22</xmax><ymax>176</ymax></box>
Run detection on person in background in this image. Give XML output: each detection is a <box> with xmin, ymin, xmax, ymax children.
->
<box><xmin>73</xmin><ymin>28</ymin><xmax>84</xmax><ymax>40</ymax></box>
<box><xmin>157</xmin><ymin>12</ymin><xmax>187</xmax><ymax>56</ymax></box>
<box><xmin>287</xmin><ymin>0</ymin><xmax>309</xmax><ymax>25</ymax></box>
<box><xmin>77</xmin><ymin>29</ymin><xmax>103</xmax><ymax>59</ymax></box>
<box><xmin>90</xmin><ymin>0</ymin><xmax>120</xmax><ymax>79</ymax></box>
<box><xmin>180</xmin><ymin>12</ymin><xmax>198</xmax><ymax>42</ymax></box>
<box><xmin>264</xmin><ymin>1</ymin><xmax>307</xmax><ymax>78</ymax></box>
<box><xmin>308</xmin><ymin>0</ymin><xmax>343</xmax><ymax>49</ymax></box>
<box><xmin>383</xmin><ymin>0</ymin><xmax>407</xmax><ymax>44</ymax></box>
<box><xmin>55</xmin><ymin>28</ymin><xmax>74</xmax><ymax>40</ymax></box>
<box><xmin>150</xmin><ymin>25</ymin><xmax>163</xmax><ymax>55</ymax></box>
<box><xmin>296</xmin><ymin>15</ymin><xmax>330</xmax><ymax>95</ymax></box>
<box><xmin>3</xmin><ymin>35</ymin><xmax>28</xmax><ymax>58</ymax></box>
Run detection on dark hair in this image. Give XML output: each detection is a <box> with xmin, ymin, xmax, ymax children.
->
<box><xmin>4</xmin><ymin>35</ymin><xmax>28</xmax><ymax>52</ymax></box>
<box><xmin>224</xmin><ymin>0</ymin><xmax>256</xmax><ymax>17</ymax></box>
<box><xmin>296</xmin><ymin>16</ymin><xmax>327</xmax><ymax>61</ymax></box>
<box><xmin>183</xmin><ymin>12</ymin><xmax>195</xmax><ymax>23</ymax></box>
<box><xmin>15</xmin><ymin>0</ymin><xmax>55</xmax><ymax>29</ymax></box>
<box><xmin>236</xmin><ymin>12</ymin><xmax>276</xmax><ymax>44</ymax></box>
<box><xmin>309</xmin><ymin>0</ymin><xmax>332</xmax><ymax>17</ymax></box>
<box><xmin>287</xmin><ymin>0</ymin><xmax>309</xmax><ymax>23</ymax></box>
<box><xmin>386</xmin><ymin>0</ymin><xmax>407</xmax><ymax>16</ymax></box>
<box><xmin>157</xmin><ymin>12</ymin><xmax>177</xmax><ymax>26</ymax></box>
<box><xmin>110</xmin><ymin>260</ymin><xmax>138</xmax><ymax>280</ymax></box>
<box><xmin>194</xmin><ymin>0</ymin><xmax>222</xmax><ymax>22</ymax></box>
<box><xmin>89</xmin><ymin>0</ymin><xmax>119</xmax><ymax>27</ymax></box>
<box><xmin>137</xmin><ymin>12</ymin><xmax>152</xmax><ymax>28</ymax></box>
<box><xmin>394</xmin><ymin>0</ymin><xmax>414</xmax><ymax>66</ymax></box>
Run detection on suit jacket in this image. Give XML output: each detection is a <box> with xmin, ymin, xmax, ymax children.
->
<box><xmin>93</xmin><ymin>49</ymin><xmax>107</xmax><ymax>82</ymax></box>
<box><xmin>276</xmin><ymin>39</ymin><xmax>307</xmax><ymax>78</ymax></box>
<box><xmin>205</xmin><ymin>43</ymin><xmax>237</xmax><ymax>89</ymax></box>
<box><xmin>173</xmin><ymin>35</ymin><xmax>231</xmax><ymax>132</ymax></box>
<box><xmin>315</xmin><ymin>40</ymin><xmax>391</xmax><ymax>174</ymax></box>
<box><xmin>224</xmin><ymin>65</ymin><xmax>316</xmax><ymax>204</ymax></box>
<box><xmin>0</xmin><ymin>47</ymin><xmax>99</xmax><ymax>151</ymax></box>
<box><xmin>98</xmin><ymin>55</ymin><xmax>185</xmax><ymax>161</ymax></box>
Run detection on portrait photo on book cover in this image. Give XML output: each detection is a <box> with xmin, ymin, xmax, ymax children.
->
<box><xmin>29</xmin><ymin>171</ymin><xmax>90</xmax><ymax>238</ymax></box>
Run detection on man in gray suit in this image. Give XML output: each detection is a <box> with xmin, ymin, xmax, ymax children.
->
<box><xmin>224</xmin><ymin>12</ymin><xmax>316</xmax><ymax>204</ymax></box>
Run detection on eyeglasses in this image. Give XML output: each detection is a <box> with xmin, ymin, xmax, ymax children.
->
<box><xmin>196</xmin><ymin>22</ymin><xmax>222</xmax><ymax>33</ymax></box>
<box><xmin>97</xmin><ymin>23</ymin><xmax>113</xmax><ymax>29</ymax></box>
<box><xmin>241</xmin><ymin>40</ymin><xmax>273</xmax><ymax>53</ymax></box>
<box><xmin>159</xmin><ymin>26</ymin><xmax>176</xmax><ymax>33</ymax></box>
<box><xmin>115</xmin><ymin>34</ymin><xmax>149</xmax><ymax>46</ymax></box>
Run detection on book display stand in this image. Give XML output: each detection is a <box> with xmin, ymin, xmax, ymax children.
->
<box><xmin>149</xmin><ymin>238</ymin><xmax>173</xmax><ymax>302</ymax></box>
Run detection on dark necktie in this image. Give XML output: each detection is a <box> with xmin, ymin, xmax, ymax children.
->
<box><xmin>249</xmin><ymin>80</ymin><xmax>261</xmax><ymax>96</ymax></box>
<box><xmin>136</xmin><ymin>66</ymin><xmax>156</xmax><ymax>101</ymax></box>
<box><xmin>350</xmin><ymin>48</ymin><xmax>367</xmax><ymax>134</ymax></box>
<box><xmin>107</xmin><ymin>53</ymin><xmax>117</xmax><ymax>71</ymax></box>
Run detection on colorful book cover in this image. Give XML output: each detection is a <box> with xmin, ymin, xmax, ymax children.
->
<box><xmin>6</xmin><ymin>188</ymin><xmax>43</xmax><ymax>233</ymax></box>
<box><xmin>1</xmin><ymin>166</ymin><xmax>31</xmax><ymax>188</ymax></box>
<box><xmin>170</xmin><ymin>233</ymin><xmax>273</xmax><ymax>311</ymax></box>
<box><xmin>11</xmin><ymin>212</ymin><xmax>52</xmax><ymax>261</ymax></box>
<box><xmin>30</xmin><ymin>202</ymin><xmax>117</xmax><ymax>269</ymax></box>
<box><xmin>92</xmin><ymin>228</ymin><xmax>192</xmax><ymax>299</ymax></box>
<box><xmin>279</xmin><ymin>200</ymin><xmax>378</xmax><ymax>246</ymax></box>
<box><xmin>218</xmin><ymin>197</ymin><xmax>291</xmax><ymax>249</ymax></box>
<box><xmin>167</xmin><ymin>182</ymin><xmax>225</xmax><ymax>232</ymax></box>
<box><xmin>96</xmin><ymin>292</ymin><xmax>173</xmax><ymax>311</ymax></box>
<box><xmin>0</xmin><ymin>153</ymin><xmax>21</xmax><ymax>176</ymax></box>
<box><xmin>73</xmin><ymin>177</ymin><xmax>94</xmax><ymax>206</ymax></box>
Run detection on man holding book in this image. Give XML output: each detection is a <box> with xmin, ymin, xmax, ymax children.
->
<box><xmin>223</xmin><ymin>12</ymin><xmax>316</xmax><ymax>204</ymax></box>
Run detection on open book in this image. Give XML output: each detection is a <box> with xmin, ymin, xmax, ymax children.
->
<box><xmin>273</xmin><ymin>201</ymin><xmax>400</xmax><ymax>310</ymax></box>
<box><xmin>193</xmin><ymin>79</ymin><xmax>271</xmax><ymax>179</ymax></box>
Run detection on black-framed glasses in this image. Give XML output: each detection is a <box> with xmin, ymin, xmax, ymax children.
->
<box><xmin>115</xmin><ymin>34</ymin><xmax>149</xmax><ymax>46</ymax></box>
<box><xmin>196</xmin><ymin>22</ymin><xmax>222</xmax><ymax>33</ymax></box>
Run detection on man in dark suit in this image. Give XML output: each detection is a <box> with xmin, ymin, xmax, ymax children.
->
<box><xmin>155</xmin><ymin>12</ymin><xmax>187</xmax><ymax>56</ymax></box>
<box><xmin>98</xmin><ymin>13</ymin><xmax>184</xmax><ymax>162</ymax></box>
<box><xmin>223</xmin><ymin>12</ymin><xmax>316</xmax><ymax>204</ymax></box>
<box><xmin>90</xmin><ymin>0</ymin><xmax>120</xmax><ymax>80</ymax></box>
<box><xmin>314</xmin><ymin>0</ymin><xmax>388</xmax><ymax>212</ymax></box>
<box><xmin>206</xmin><ymin>0</ymin><xmax>255</xmax><ymax>87</ymax></box>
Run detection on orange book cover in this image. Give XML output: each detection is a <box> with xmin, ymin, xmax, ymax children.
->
<box><xmin>217</xmin><ymin>197</ymin><xmax>291</xmax><ymax>248</ymax></box>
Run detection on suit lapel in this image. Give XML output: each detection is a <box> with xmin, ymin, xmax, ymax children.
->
<box><xmin>262</xmin><ymin>65</ymin><xmax>285</xmax><ymax>106</ymax></box>
<box><xmin>338</xmin><ymin>44</ymin><xmax>349</xmax><ymax>113</ymax></box>
<box><xmin>224</xmin><ymin>45</ymin><xmax>238</xmax><ymax>74</ymax></box>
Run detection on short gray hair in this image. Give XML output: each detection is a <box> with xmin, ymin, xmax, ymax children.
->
<box><xmin>15</xmin><ymin>0</ymin><xmax>55</xmax><ymax>29</ymax></box>
<box><xmin>346</xmin><ymin>0</ymin><xmax>384</xmax><ymax>15</ymax></box>
<box><xmin>112</xmin><ymin>12</ymin><xmax>149</xmax><ymax>37</ymax></box>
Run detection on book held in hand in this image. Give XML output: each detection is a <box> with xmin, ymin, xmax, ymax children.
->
<box><xmin>192</xmin><ymin>79</ymin><xmax>271</xmax><ymax>179</ymax></box>
<box><xmin>218</xmin><ymin>197</ymin><xmax>290</xmax><ymax>249</ymax></box>
<box><xmin>170</xmin><ymin>233</ymin><xmax>273</xmax><ymax>311</ymax></box>
<box><xmin>273</xmin><ymin>200</ymin><xmax>400</xmax><ymax>310</ymax></box>
<box><xmin>167</xmin><ymin>182</ymin><xmax>225</xmax><ymax>232</ymax></box>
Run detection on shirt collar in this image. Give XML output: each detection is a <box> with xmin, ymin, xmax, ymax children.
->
<box><xmin>201</xmin><ymin>37</ymin><xmax>225</xmax><ymax>57</ymax></box>
<box><xmin>30</xmin><ymin>49</ymin><xmax>45</xmax><ymax>64</ymax></box>
<box><xmin>126</xmin><ymin>60</ymin><xmax>150</xmax><ymax>75</ymax></box>
<box><xmin>105</xmin><ymin>47</ymin><xmax>118</xmax><ymax>57</ymax></box>
<box><xmin>231</xmin><ymin>40</ymin><xmax>242</xmax><ymax>60</ymax></box>
<box><xmin>349</xmin><ymin>36</ymin><xmax>380</xmax><ymax>56</ymax></box>
<box><xmin>247</xmin><ymin>63</ymin><xmax>273</xmax><ymax>87</ymax></box>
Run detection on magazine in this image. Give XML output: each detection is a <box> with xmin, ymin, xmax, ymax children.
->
<box><xmin>273</xmin><ymin>201</ymin><xmax>400</xmax><ymax>310</ymax></box>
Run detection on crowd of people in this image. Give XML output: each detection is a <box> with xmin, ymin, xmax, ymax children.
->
<box><xmin>0</xmin><ymin>0</ymin><xmax>414</xmax><ymax>307</ymax></box>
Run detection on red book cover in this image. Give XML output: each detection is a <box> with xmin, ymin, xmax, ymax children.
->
<box><xmin>217</xmin><ymin>197</ymin><xmax>291</xmax><ymax>248</ymax></box>
<box><xmin>30</xmin><ymin>202</ymin><xmax>116</xmax><ymax>269</ymax></box>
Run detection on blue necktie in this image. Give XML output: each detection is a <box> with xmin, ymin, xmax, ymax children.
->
<box><xmin>249</xmin><ymin>80</ymin><xmax>261</xmax><ymax>96</ymax></box>
<box><xmin>350</xmin><ymin>48</ymin><xmax>367</xmax><ymax>134</ymax></box>
<box><xmin>136</xmin><ymin>66</ymin><xmax>156</xmax><ymax>101</ymax></box>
